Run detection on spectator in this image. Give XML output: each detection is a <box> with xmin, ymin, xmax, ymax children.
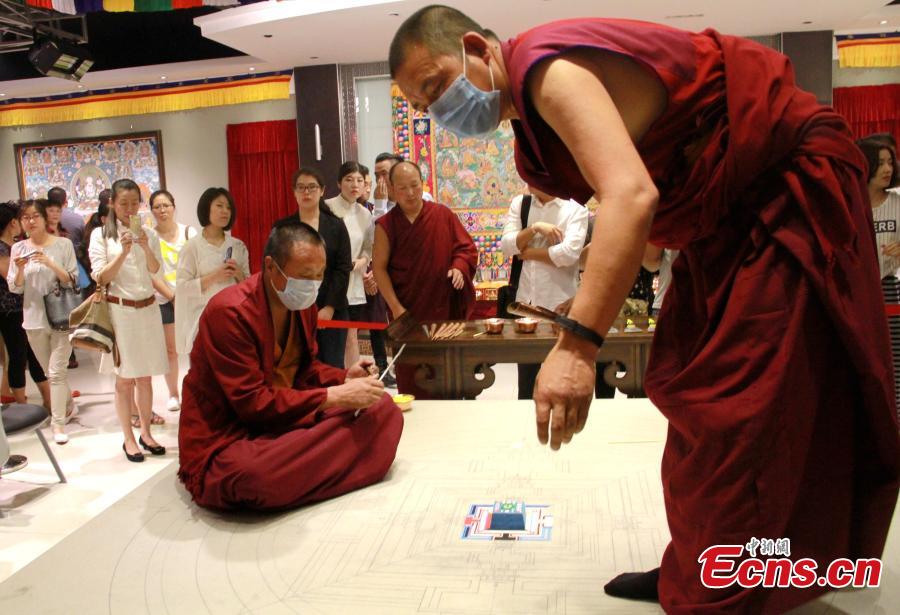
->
<box><xmin>149</xmin><ymin>190</ymin><xmax>197</xmax><ymax>413</ymax></box>
<box><xmin>77</xmin><ymin>190</ymin><xmax>110</xmax><ymax>298</ymax></box>
<box><xmin>857</xmin><ymin>137</ymin><xmax>900</xmax><ymax>279</ymax></box>
<box><xmin>175</xmin><ymin>188</ymin><xmax>249</xmax><ymax>357</ymax></box>
<box><xmin>47</xmin><ymin>186</ymin><xmax>85</xmax><ymax>253</ymax></box>
<box><xmin>275</xmin><ymin>168</ymin><xmax>352</xmax><ymax>369</ymax></box>
<box><xmin>0</xmin><ymin>201</ymin><xmax>50</xmax><ymax>408</ymax></box>
<box><xmin>89</xmin><ymin>179</ymin><xmax>168</xmax><ymax>461</ymax></box>
<box><xmin>325</xmin><ymin>161</ymin><xmax>374</xmax><ymax>368</ymax></box>
<box><xmin>7</xmin><ymin>200</ymin><xmax>77</xmax><ymax>444</ymax></box>
<box><xmin>501</xmin><ymin>187</ymin><xmax>588</xmax><ymax>399</ymax></box>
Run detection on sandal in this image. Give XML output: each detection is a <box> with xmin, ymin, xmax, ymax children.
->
<box><xmin>130</xmin><ymin>412</ymin><xmax>165</xmax><ymax>428</ymax></box>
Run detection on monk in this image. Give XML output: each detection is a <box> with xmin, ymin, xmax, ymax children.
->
<box><xmin>178</xmin><ymin>220</ymin><xmax>403</xmax><ymax>512</ymax></box>
<box><xmin>373</xmin><ymin>160</ymin><xmax>477</xmax><ymax>397</ymax></box>
<box><xmin>390</xmin><ymin>6</ymin><xmax>900</xmax><ymax>613</ymax></box>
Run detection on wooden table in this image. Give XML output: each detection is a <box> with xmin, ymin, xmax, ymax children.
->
<box><xmin>389</xmin><ymin>318</ymin><xmax>655</xmax><ymax>399</ymax></box>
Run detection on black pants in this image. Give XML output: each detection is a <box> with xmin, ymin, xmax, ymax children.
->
<box><xmin>517</xmin><ymin>362</ymin><xmax>616</xmax><ymax>400</ymax></box>
<box><xmin>316</xmin><ymin>307</ymin><xmax>349</xmax><ymax>369</ymax></box>
<box><xmin>0</xmin><ymin>310</ymin><xmax>47</xmax><ymax>388</ymax></box>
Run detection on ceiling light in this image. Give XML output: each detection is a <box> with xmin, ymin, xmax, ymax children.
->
<box><xmin>160</xmin><ymin>75</ymin><xmax>167</xmax><ymax>80</ymax></box>
<box><xmin>264</xmin><ymin>34</ymin><xmax>273</xmax><ymax>38</ymax></box>
<box><xmin>0</xmin><ymin>94</ymin><xmax>5</xmax><ymax>97</ymax></box>
<box><xmin>77</xmin><ymin>84</ymin><xmax>83</xmax><ymax>89</ymax></box>
<box><xmin>881</xmin><ymin>20</ymin><xmax>889</xmax><ymax>25</ymax></box>
<box><xmin>310</xmin><ymin>56</ymin><xmax>319</xmax><ymax>60</ymax></box>
<box><xmin>802</xmin><ymin>20</ymin><xmax>813</xmax><ymax>24</ymax></box>
<box><xmin>249</xmin><ymin>66</ymin><xmax>256</xmax><ymax>72</ymax></box>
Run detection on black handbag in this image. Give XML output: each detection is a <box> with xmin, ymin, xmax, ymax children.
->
<box><xmin>497</xmin><ymin>195</ymin><xmax>532</xmax><ymax>319</ymax></box>
<box><xmin>43</xmin><ymin>279</ymin><xmax>83</xmax><ymax>331</ymax></box>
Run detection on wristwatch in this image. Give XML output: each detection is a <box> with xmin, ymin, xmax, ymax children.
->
<box><xmin>555</xmin><ymin>314</ymin><xmax>606</xmax><ymax>348</ymax></box>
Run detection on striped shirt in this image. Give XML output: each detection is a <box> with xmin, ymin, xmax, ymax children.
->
<box><xmin>872</xmin><ymin>191</ymin><xmax>900</xmax><ymax>279</ymax></box>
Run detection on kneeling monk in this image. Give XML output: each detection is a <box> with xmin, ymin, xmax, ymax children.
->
<box><xmin>178</xmin><ymin>220</ymin><xmax>402</xmax><ymax>512</ymax></box>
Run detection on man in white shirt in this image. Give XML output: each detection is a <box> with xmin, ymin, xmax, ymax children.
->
<box><xmin>501</xmin><ymin>187</ymin><xmax>588</xmax><ymax>399</ymax></box>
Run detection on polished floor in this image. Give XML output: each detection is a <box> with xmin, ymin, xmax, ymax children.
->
<box><xmin>1</xmin><ymin>352</ymin><xmax>898</xmax><ymax>614</ymax></box>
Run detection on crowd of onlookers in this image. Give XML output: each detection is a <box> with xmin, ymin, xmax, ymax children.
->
<box><xmin>2</xmin><ymin>133</ymin><xmax>896</xmax><ymax>466</ymax></box>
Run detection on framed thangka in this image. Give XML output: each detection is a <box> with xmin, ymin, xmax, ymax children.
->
<box><xmin>15</xmin><ymin>131</ymin><xmax>165</xmax><ymax>214</ymax></box>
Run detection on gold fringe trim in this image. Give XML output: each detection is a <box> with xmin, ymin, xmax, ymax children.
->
<box><xmin>838</xmin><ymin>40</ymin><xmax>900</xmax><ymax>68</ymax></box>
<box><xmin>0</xmin><ymin>77</ymin><xmax>291</xmax><ymax>128</ymax></box>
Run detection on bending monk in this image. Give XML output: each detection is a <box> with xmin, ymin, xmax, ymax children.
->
<box><xmin>390</xmin><ymin>5</ymin><xmax>900</xmax><ymax>613</ymax></box>
<box><xmin>372</xmin><ymin>160</ymin><xmax>477</xmax><ymax>398</ymax></box>
<box><xmin>178</xmin><ymin>220</ymin><xmax>403</xmax><ymax>512</ymax></box>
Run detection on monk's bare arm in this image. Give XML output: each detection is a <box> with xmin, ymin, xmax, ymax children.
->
<box><xmin>373</xmin><ymin>225</ymin><xmax>405</xmax><ymax>316</ymax></box>
<box><xmin>528</xmin><ymin>52</ymin><xmax>662</xmax><ymax>355</ymax></box>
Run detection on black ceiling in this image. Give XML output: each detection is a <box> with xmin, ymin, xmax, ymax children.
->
<box><xmin>0</xmin><ymin>7</ymin><xmax>245</xmax><ymax>82</ymax></box>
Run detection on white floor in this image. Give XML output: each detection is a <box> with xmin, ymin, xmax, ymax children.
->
<box><xmin>1</xmin><ymin>353</ymin><xmax>898</xmax><ymax>614</ymax></box>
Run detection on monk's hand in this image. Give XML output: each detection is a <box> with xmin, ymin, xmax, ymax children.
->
<box><xmin>533</xmin><ymin>335</ymin><xmax>596</xmax><ymax>450</ymax></box>
<box><xmin>883</xmin><ymin>242</ymin><xmax>900</xmax><ymax>258</ymax></box>
<box><xmin>347</xmin><ymin>359</ymin><xmax>377</xmax><ymax>380</ymax></box>
<box><xmin>448</xmin><ymin>268</ymin><xmax>465</xmax><ymax>290</ymax></box>
<box><xmin>326</xmin><ymin>376</ymin><xmax>385</xmax><ymax>409</ymax></box>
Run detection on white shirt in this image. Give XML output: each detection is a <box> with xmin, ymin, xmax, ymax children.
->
<box><xmin>325</xmin><ymin>195</ymin><xmax>374</xmax><ymax>306</ymax></box>
<box><xmin>174</xmin><ymin>232</ymin><xmax>250</xmax><ymax>355</ymax></box>
<box><xmin>653</xmin><ymin>249</ymin><xmax>680</xmax><ymax>311</ymax></box>
<box><xmin>873</xmin><ymin>191</ymin><xmax>900</xmax><ymax>279</ymax></box>
<box><xmin>88</xmin><ymin>224</ymin><xmax>163</xmax><ymax>302</ymax></box>
<box><xmin>7</xmin><ymin>237</ymin><xmax>78</xmax><ymax>330</ymax></box>
<box><xmin>501</xmin><ymin>195</ymin><xmax>588</xmax><ymax>311</ymax></box>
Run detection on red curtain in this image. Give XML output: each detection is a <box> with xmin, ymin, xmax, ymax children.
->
<box><xmin>226</xmin><ymin>119</ymin><xmax>299</xmax><ymax>272</ymax></box>
<box><xmin>833</xmin><ymin>84</ymin><xmax>900</xmax><ymax>146</ymax></box>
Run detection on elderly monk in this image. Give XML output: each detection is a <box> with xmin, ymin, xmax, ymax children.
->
<box><xmin>373</xmin><ymin>160</ymin><xmax>477</xmax><ymax>397</ymax></box>
<box><xmin>178</xmin><ymin>220</ymin><xmax>403</xmax><ymax>512</ymax></box>
<box><xmin>390</xmin><ymin>5</ymin><xmax>899</xmax><ymax>613</ymax></box>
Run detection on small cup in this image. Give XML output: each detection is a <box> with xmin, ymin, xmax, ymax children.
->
<box><xmin>484</xmin><ymin>318</ymin><xmax>505</xmax><ymax>334</ymax></box>
<box><xmin>392</xmin><ymin>394</ymin><xmax>415</xmax><ymax>412</ymax></box>
<box><xmin>514</xmin><ymin>317</ymin><xmax>538</xmax><ymax>334</ymax></box>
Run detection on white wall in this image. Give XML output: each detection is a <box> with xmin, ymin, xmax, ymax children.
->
<box><xmin>0</xmin><ymin>97</ymin><xmax>296</xmax><ymax>227</ymax></box>
<box><xmin>833</xmin><ymin>61</ymin><xmax>900</xmax><ymax>88</ymax></box>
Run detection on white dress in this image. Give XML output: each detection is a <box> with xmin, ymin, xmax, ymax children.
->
<box><xmin>325</xmin><ymin>195</ymin><xmax>373</xmax><ymax>306</ymax></box>
<box><xmin>174</xmin><ymin>232</ymin><xmax>250</xmax><ymax>355</ymax></box>
<box><xmin>88</xmin><ymin>225</ymin><xmax>169</xmax><ymax>378</ymax></box>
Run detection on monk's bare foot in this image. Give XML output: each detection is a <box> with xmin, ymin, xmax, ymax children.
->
<box><xmin>603</xmin><ymin>567</ymin><xmax>660</xmax><ymax>602</ymax></box>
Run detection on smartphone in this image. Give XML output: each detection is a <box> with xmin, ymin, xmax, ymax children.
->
<box><xmin>17</xmin><ymin>249</ymin><xmax>38</xmax><ymax>261</ymax></box>
<box><xmin>224</xmin><ymin>246</ymin><xmax>233</xmax><ymax>262</ymax></box>
<box><xmin>129</xmin><ymin>214</ymin><xmax>142</xmax><ymax>237</ymax></box>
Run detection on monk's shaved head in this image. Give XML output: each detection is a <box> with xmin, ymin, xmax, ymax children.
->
<box><xmin>265</xmin><ymin>219</ymin><xmax>324</xmax><ymax>269</ymax></box>
<box><xmin>389</xmin><ymin>4</ymin><xmax>487</xmax><ymax>78</ymax></box>
<box><xmin>389</xmin><ymin>160</ymin><xmax>423</xmax><ymax>183</ymax></box>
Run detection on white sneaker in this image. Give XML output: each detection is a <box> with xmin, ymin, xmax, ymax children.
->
<box><xmin>52</xmin><ymin>426</ymin><xmax>69</xmax><ymax>445</ymax></box>
<box><xmin>166</xmin><ymin>396</ymin><xmax>181</xmax><ymax>412</ymax></box>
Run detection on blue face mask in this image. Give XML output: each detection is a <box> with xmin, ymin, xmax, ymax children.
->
<box><xmin>271</xmin><ymin>261</ymin><xmax>321</xmax><ymax>311</ymax></box>
<box><xmin>429</xmin><ymin>46</ymin><xmax>500</xmax><ymax>138</ymax></box>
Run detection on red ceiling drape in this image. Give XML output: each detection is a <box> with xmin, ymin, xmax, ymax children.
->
<box><xmin>226</xmin><ymin>119</ymin><xmax>299</xmax><ymax>272</ymax></box>
<box><xmin>833</xmin><ymin>84</ymin><xmax>900</xmax><ymax>146</ymax></box>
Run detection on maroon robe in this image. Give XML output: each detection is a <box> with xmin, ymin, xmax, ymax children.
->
<box><xmin>178</xmin><ymin>273</ymin><xmax>403</xmax><ymax>512</ymax></box>
<box><xmin>377</xmin><ymin>201</ymin><xmax>477</xmax><ymax>397</ymax></box>
<box><xmin>503</xmin><ymin>19</ymin><xmax>900</xmax><ymax>613</ymax></box>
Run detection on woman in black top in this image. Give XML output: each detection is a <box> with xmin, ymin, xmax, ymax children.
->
<box><xmin>274</xmin><ymin>167</ymin><xmax>352</xmax><ymax>368</ymax></box>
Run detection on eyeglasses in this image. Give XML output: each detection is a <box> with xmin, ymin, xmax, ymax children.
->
<box><xmin>151</xmin><ymin>202</ymin><xmax>174</xmax><ymax>210</ymax></box>
<box><xmin>295</xmin><ymin>184</ymin><xmax>321</xmax><ymax>193</ymax></box>
<box><xmin>20</xmin><ymin>214</ymin><xmax>42</xmax><ymax>222</ymax></box>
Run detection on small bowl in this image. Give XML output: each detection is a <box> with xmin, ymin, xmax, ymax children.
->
<box><xmin>484</xmin><ymin>318</ymin><xmax>505</xmax><ymax>334</ymax></box>
<box><xmin>514</xmin><ymin>317</ymin><xmax>538</xmax><ymax>334</ymax></box>
<box><xmin>393</xmin><ymin>394</ymin><xmax>415</xmax><ymax>412</ymax></box>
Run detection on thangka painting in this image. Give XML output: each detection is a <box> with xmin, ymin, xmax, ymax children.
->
<box><xmin>15</xmin><ymin>131</ymin><xmax>166</xmax><ymax>214</ymax></box>
<box><xmin>391</xmin><ymin>84</ymin><xmax>437</xmax><ymax>198</ymax></box>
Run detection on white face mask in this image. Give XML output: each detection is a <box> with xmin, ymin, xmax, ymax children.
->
<box><xmin>271</xmin><ymin>261</ymin><xmax>321</xmax><ymax>311</ymax></box>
